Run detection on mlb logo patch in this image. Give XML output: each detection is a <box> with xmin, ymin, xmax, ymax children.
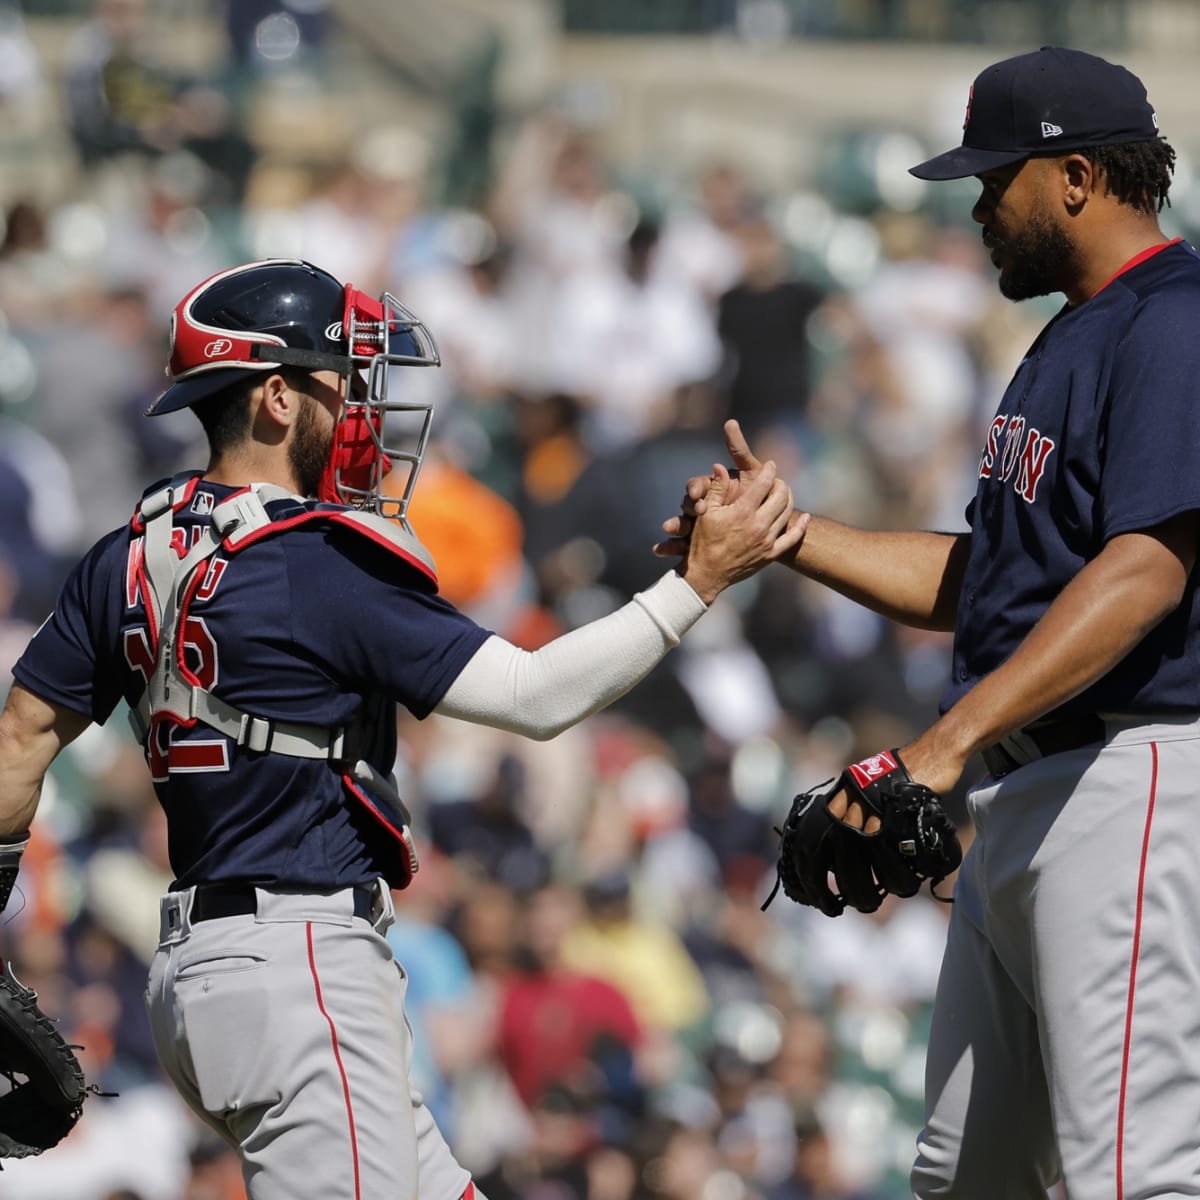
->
<box><xmin>191</xmin><ymin>491</ymin><xmax>215</xmax><ymax>516</ymax></box>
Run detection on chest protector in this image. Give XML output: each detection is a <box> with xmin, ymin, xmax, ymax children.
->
<box><xmin>128</xmin><ymin>472</ymin><xmax>437</xmax><ymax>888</ymax></box>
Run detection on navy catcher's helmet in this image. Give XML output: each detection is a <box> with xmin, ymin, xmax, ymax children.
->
<box><xmin>149</xmin><ymin>259</ymin><xmax>440</xmax><ymax>524</ymax></box>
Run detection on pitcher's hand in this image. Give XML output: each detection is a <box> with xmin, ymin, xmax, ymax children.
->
<box><xmin>678</xmin><ymin>460</ymin><xmax>805</xmax><ymax>604</ymax></box>
<box><xmin>654</xmin><ymin>420</ymin><xmax>806</xmax><ymax>558</ymax></box>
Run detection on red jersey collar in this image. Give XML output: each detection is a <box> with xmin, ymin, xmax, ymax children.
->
<box><xmin>1091</xmin><ymin>236</ymin><xmax>1182</xmax><ymax>298</ymax></box>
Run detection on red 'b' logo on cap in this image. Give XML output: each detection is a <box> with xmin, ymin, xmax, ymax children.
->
<box><xmin>963</xmin><ymin>85</ymin><xmax>974</xmax><ymax>131</ymax></box>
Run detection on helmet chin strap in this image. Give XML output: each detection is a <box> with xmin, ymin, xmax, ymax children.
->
<box><xmin>317</xmin><ymin>404</ymin><xmax>392</xmax><ymax>506</ymax></box>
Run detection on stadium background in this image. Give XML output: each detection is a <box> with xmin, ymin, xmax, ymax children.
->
<box><xmin>0</xmin><ymin>2</ymin><xmax>1195</xmax><ymax>1197</ymax></box>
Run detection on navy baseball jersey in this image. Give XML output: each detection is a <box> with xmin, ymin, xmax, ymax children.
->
<box><xmin>944</xmin><ymin>239</ymin><xmax>1200</xmax><ymax>718</ymax></box>
<box><xmin>13</xmin><ymin>479</ymin><xmax>491</xmax><ymax>889</ymax></box>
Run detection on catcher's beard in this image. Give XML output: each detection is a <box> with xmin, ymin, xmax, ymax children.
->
<box><xmin>288</xmin><ymin>392</ymin><xmax>332</xmax><ymax>499</ymax></box>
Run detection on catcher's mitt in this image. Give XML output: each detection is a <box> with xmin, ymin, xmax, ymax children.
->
<box><xmin>0</xmin><ymin>959</ymin><xmax>97</xmax><ymax>1161</ymax></box>
<box><xmin>764</xmin><ymin>749</ymin><xmax>962</xmax><ymax>917</ymax></box>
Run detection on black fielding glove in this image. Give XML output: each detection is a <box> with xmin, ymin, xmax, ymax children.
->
<box><xmin>764</xmin><ymin>750</ymin><xmax>962</xmax><ymax>917</ymax></box>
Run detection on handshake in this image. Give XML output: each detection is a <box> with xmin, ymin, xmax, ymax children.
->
<box><xmin>654</xmin><ymin>419</ymin><xmax>809</xmax><ymax>605</ymax></box>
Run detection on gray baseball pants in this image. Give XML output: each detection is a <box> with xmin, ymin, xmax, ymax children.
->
<box><xmin>913</xmin><ymin>715</ymin><xmax>1200</xmax><ymax>1199</ymax></box>
<box><xmin>146</xmin><ymin>881</ymin><xmax>480</xmax><ymax>1200</ymax></box>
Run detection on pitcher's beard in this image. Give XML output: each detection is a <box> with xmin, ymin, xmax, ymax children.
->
<box><xmin>994</xmin><ymin>211</ymin><xmax>1078</xmax><ymax>302</ymax></box>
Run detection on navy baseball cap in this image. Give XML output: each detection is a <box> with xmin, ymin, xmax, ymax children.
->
<box><xmin>910</xmin><ymin>46</ymin><xmax>1160</xmax><ymax>181</ymax></box>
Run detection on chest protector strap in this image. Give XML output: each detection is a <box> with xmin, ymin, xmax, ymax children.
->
<box><xmin>130</xmin><ymin>476</ymin><xmax>347</xmax><ymax>755</ymax></box>
<box><xmin>130</xmin><ymin>476</ymin><xmax>435</xmax><ymax>753</ymax></box>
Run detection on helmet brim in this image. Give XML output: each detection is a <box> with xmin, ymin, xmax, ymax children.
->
<box><xmin>146</xmin><ymin>366</ymin><xmax>266</xmax><ymax>416</ymax></box>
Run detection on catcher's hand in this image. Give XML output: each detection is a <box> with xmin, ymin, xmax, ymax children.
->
<box><xmin>764</xmin><ymin>749</ymin><xmax>962</xmax><ymax>917</ymax></box>
<box><xmin>0</xmin><ymin>959</ymin><xmax>102</xmax><ymax>1160</ymax></box>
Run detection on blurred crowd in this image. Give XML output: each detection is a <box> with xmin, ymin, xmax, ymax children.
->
<box><xmin>0</xmin><ymin>2</ymin><xmax>1072</xmax><ymax>1199</ymax></box>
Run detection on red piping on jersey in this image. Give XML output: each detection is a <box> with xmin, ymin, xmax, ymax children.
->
<box><xmin>1116</xmin><ymin>740</ymin><xmax>1158</xmax><ymax>1200</ymax></box>
<box><xmin>461</xmin><ymin>1183</ymin><xmax>476</xmax><ymax>1199</ymax></box>
<box><xmin>1093</xmin><ymin>237</ymin><xmax>1182</xmax><ymax>299</ymax></box>
<box><xmin>307</xmin><ymin>922</ymin><xmax>362</xmax><ymax>1200</ymax></box>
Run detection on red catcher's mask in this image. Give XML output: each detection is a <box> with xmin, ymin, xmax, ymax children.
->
<box><xmin>314</xmin><ymin>286</ymin><xmax>439</xmax><ymax>526</ymax></box>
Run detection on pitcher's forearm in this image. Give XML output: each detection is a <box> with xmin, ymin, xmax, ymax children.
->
<box><xmin>783</xmin><ymin>518</ymin><xmax>969</xmax><ymax>632</ymax></box>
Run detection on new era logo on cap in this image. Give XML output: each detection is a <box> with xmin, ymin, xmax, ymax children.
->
<box><xmin>910</xmin><ymin>46</ymin><xmax>1161</xmax><ymax>180</ymax></box>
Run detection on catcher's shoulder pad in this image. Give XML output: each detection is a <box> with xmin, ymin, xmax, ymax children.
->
<box><xmin>214</xmin><ymin>491</ymin><xmax>438</xmax><ymax>586</ymax></box>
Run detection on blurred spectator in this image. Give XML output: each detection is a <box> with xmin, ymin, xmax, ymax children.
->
<box><xmin>475</xmin><ymin>1079</ymin><xmax>601</xmax><ymax>1200</ymax></box>
<box><xmin>657</xmin><ymin>162</ymin><xmax>754</xmax><ymax>306</ymax></box>
<box><xmin>63</xmin><ymin>0</ymin><xmax>177</xmax><ymax>169</ymax></box>
<box><xmin>787</xmin><ymin>892</ymin><xmax>949</xmax><ymax>1013</ymax></box>
<box><xmin>546</xmin><ymin>214</ymin><xmax>722</xmax><ymax>452</ymax></box>
<box><xmin>490</xmin><ymin>116</ymin><xmax>629</xmax><ymax>397</ymax></box>
<box><xmin>850</xmin><ymin>217</ymin><xmax>991</xmax><ymax>528</ymax></box>
<box><xmin>402</xmin><ymin>215</ymin><xmax>522</xmax><ymax>453</ymax></box>
<box><xmin>396</xmin><ymin>439</ymin><xmax>527</xmax><ymax>630</ymax></box>
<box><xmin>716</xmin><ymin>212</ymin><xmax>827</xmax><ymax>443</ymax></box>
<box><xmin>96</xmin><ymin>152</ymin><xmax>230</xmax><ymax>317</ymax></box>
<box><xmin>387</xmin><ymin>850</ymin><xmax>492</xmax><ymax>1137</ymax></box>
<box><xmin>254</xmin><ymin>126</ymin><xmax>437</xmax><ymax>295</ymax></box>
<box><xmin>561</xmin><ymin>865</ymin><xmax>710</xmax><ymax>1036</ymax></box>
<box><xmin>638</xmin><ymin>1119</ymin><xmax>736</xmax><ymax>1200</ymax></box>
<box><xmin>428</xmin><ymin>752</ymin><xmax>550</xmax><ymax>892</ymax></box>
<box><xmin>26</xmin><ymin>284</ymin><xmax>188</xmax><ymax>550</ymax></box>
<box><xmin>765</xmin><ymin>1114</ymin><xmax>888</xmax><ymax>1200</ymax></box>
<box><xmin>686</xmin><ymin>748</ymin><xmax>777</xmax><ymax>879</ymax></box>
<box><xmin>0</xmin><ymin>2</ymin><xmax>42</xmax><ymax>109</ymax></box>
<box><xmin>64</xmin><ymin>0</ymin><xmax>255</xmax><ymax>207</ymax></box>
<box><xmin>182</xmin><ymin>1135</ymin><xmax>246</xmax><ymax>1200</ymax></box>
<box><xmin>0</xmin><ymin>199</ymin><xmax>81</xmax><ymax>339</ymax></box>
<box><xmin>0</xmin><ymin>414</ymin><xmax>81</xmax><ymax>623</ymax></box>
<box><xmin>496</xmin><ymin>881</ymin><xmax>645</xmax><ymax>1113</ymax></box>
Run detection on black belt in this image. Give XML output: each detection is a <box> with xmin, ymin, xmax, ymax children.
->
<box><xmin>190</xmin><ymin>884</ymin><xmax>378</xmax><ymax>924</ymax></box>
<box><xmin>981</xmin><ymin>715</ymin><xmax>1106</xmax><ymax>779</ymax></box>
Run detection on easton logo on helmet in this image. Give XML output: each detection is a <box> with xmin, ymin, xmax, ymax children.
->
<box><xmin>204</xmin><ymin>338</ymin><xmax>233</xmax><ymax>359</ymax></box>
<box><xmin>324</xmin><ymin>322</ymin><xmax>344</xmax><ymax>343</ymax></box>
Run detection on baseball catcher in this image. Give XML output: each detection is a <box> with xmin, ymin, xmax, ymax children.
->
<box><xmin>765</xmin><ymin>749</ymin><xmax>961</xmax><ymax>917</ymax></box>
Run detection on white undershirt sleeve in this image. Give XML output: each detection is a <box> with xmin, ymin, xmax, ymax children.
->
<box><xmin>434</xmin><ymin>570</ymin><xmax>708</xmax><ymax>739</ymax></box>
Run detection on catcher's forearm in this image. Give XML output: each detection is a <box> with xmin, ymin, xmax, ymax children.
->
<box><xmin>436</xmin><ymin>570</ymin><xmax>707</xmax><ymax>739</ymax></box>
<box><xmin>783</xmin><ymin>517</ymin><xmax>969</xmax><ymax>632</ymax></box>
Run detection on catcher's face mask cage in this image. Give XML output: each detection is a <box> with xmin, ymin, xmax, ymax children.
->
<box><xmin>325</xmin><ymin>288</ymin><xmax>439</xmax><ymax>528</ymax></box>
<box><xmin>150</xmin><ymin>259</ymin><xmax>440</xmax><ymax>526</ymax></box>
